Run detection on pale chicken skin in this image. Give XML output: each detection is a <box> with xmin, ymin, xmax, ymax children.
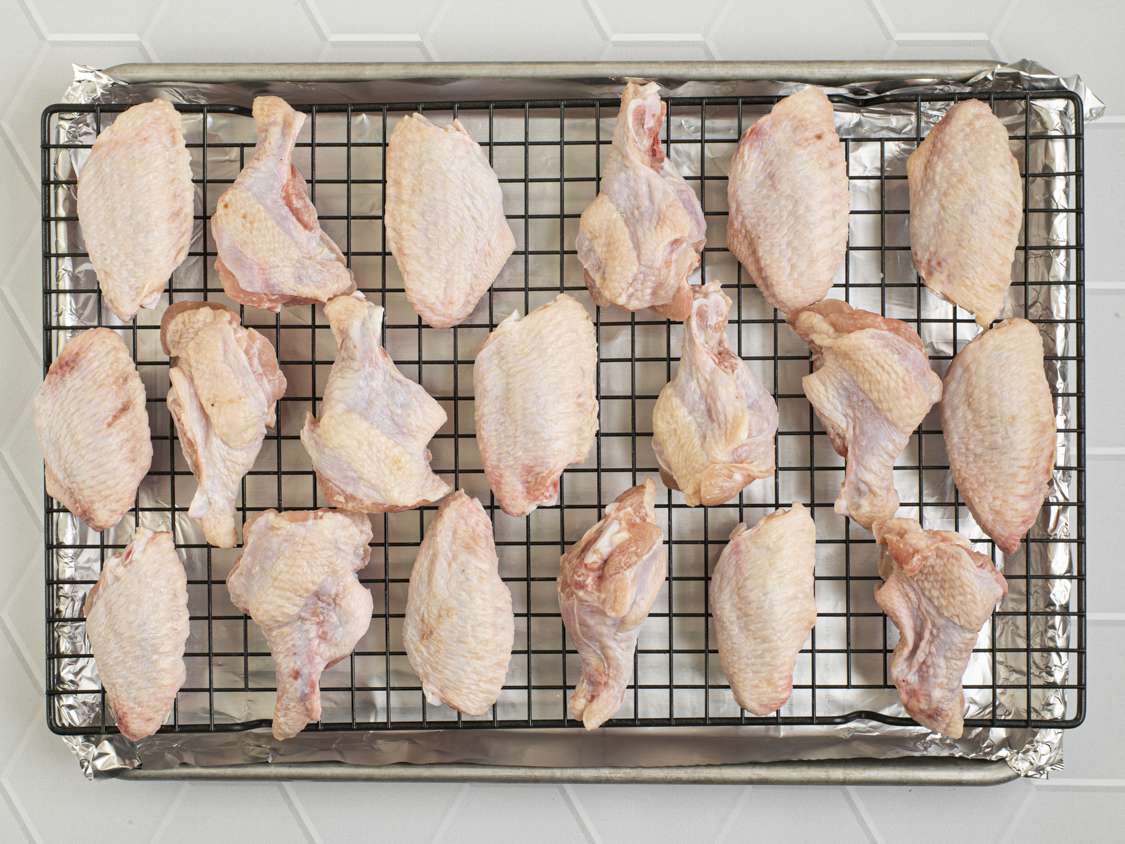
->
<box><xmin>576</xmin><ymin>81</ymin><xmax>706</xmax><ymax>320</ymax></box>
<box><xmin>227</xmin><ymin>509</ymin><xmax>373</xmax><ymax>741</ymax></box>
<box><xmin>385</xmin><ymin>114</ymin><xmax>514</xmax><ymax>328</ymax></box>
<box><xmin>942</xmin><ymin>319</ymin><xmax>1055</xmax><ymax>553</ymax></box>
<box><xmin>77</xmin><ymin>99</ymin><xmax>193</xmax><ymax>321</ymax></box>
<box><xmin>301</xmin><ymin>293</ymin><xmax>450</xmax><ymax>512</ymax></box>
<box><xmin>162</xmin><ymin>302</ymin><xmax>286</xmax><ymax>547</ymax></box>
<box><xmin>790</xmin><ymin>300</ymin><xmax>942</xmax><ymax>528</ymax></box>
<box><xmin>84</xmin><ymin>529</ymin><xmax>189</xmax><ymax>741</ymax></box>
<box><xmin>558</xmin><ymin>480</ymin><xmax>667</xmax><ymax>729</ymax></box>
<box><xmin>727</xmin><ymin>86</ymin><xmax>849</xmax><ymax>313</ymax></box>
<box><xmin>404</xmin><ymin>491</ymin><xmax>514</xmax><ymax>715</ymax></box>
<box><xmin>474</xmin><ymin>293</ymin><xmax>598</xmax><ymax>517</ymax></box>
<box><xmin>35</xmin><ymin>328</ymin><xmax>152</xmax><ymax>531</ymax></box>
<box><xmin>211</xmin><ymin>96</ymin><xmax>355</xmax><ymax>311</ymax></box>
<box><xmin>908</xmin><ymin>100</ymin><xmax>1022</xmax><ymax>327</ymax></box>
<box><xmin>652</xmin><ymin>283</ymin><xmax>778</xmax><ymax>505</ymax></box>
<box><xmin>874</xmin><ymin>518</ymin><xmax>1007</xmax><ymax>739</ymax></box>
<box><xmin>711</xmin><ymin>503</ymin><xmax>816</xmax><ymax>716</ymax></box>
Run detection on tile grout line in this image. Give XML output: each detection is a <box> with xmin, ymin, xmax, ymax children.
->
<box><xmin>991</xmin><ymin>0</ymin><xmax>1024</xmax><ymax>45</ymax></box>
<box><xmin>1089</xmin><ymin>613</ymin><xmax>1125</xmax><ymax>624</ymax></box>
<box><xmin>843</xmin><ymin>786</ymin><xmax>886</xmax><ymax>844</ymax></box>
<box><xmin>1088</xmin><ymin>447</ymin><xmax>1125</xmax><ymax>457</ymax></box>
<box><xmin>1035</xmin><ymin>778</ymin><xmax>1125</xmax><ymax>789</ymax></box>
<box><xmin>0</xmin><ymin>87</ymin><xmax>44</xmax><ymax>194</ymax></box>
<box><xmin>996</xmin><ymin>782</ymin><xmax>1038</xmax><ymax>844</ymax></box>
<box><xmin>148</xmin><ymin>782</ymin><xmax>189</xmax><ymax>844</ymax></box>
<box><xmin>42</xmin><ymin>33</ymin><xmax>146</xmax><ymax>44</ymax></box>
<box><xmin>279</xmin><ymin>782</ymin><xmax>323</xmax><ymax>844</ymax></box>
<box><xmin>420</xmin><ymin>0</ymin><xmax>455</xmax><ymax>62</ymax></box>
<box><xmin>140</xmin><ymin>0</ymin><xmax>173</xmax><ymax>50</ymax></box>
<box><xmin>0</xmin><ymin>452</ymin><xmax>40</xmax><ymax>527</ymax></box>
<box><xmin>580</xmin><ymin>0</ymin><xmax>612</xmax><ymax>41</ymax></box>
<box><xmin>0</xmin><ymin>614</ymin><xmax>40</xmax><ymax>691</ymax></box>
<box><xmin>12</xmin><ymin>0</ymin><xmax>46</xmax><ymax>40</ymax></box>
<box><xmin>712</xmin><ymin>786</ymin><xmax>751</xmax><ymax>844</ymax></box>
<box><xmin>296</xmin><ymin>0</ymin><xmax>331</xmax><ymax>40</ymax></box>
<box><xmin>0</xmin><ymin>716</ymin><xmax>33</xmax><ymax>783</ymax></box>
<box><xmin>861</xmin><ymin>0</ymin><xmax>894</xmax><ymax>40</ymax></box>
<box><xmin>610</xmin><ymin>33</ymin><xmax>709</xmax><ymax>43</ymax></box>
<box><xmin>0</xmin><ymin>276</ymin><xmax>42</xmax><ymax>355</ymax></box>
<box><xmin>559</xmin><ymin>784</ymin><xmax>603</xmax><ymax>844</ymax></box>
<box><xmin>428</xmin><ymin>782</ymin><xmax>470</xmax><ymax>844</ymax></box>
<box><xmin>0</xmin><ymin>119</ymin><xmax>37</xmax><ymax>184</ymax></box>
<box><xmin>0</xmin><ymin>778</ymin><xmax>39</xmax><ymax>844</ymax></box>
<box><xmin>325</xmin><ymin>33</ymin><xmax>427</xmax><ymax>45</ymax></box>
<box><xmin>894</xmin><ymin>31</ymin><xmax>993</xmax><ymax>41</ymax></box>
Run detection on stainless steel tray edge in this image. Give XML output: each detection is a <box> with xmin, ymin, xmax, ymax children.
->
<box><xmin>119</xmin><ymin>757</ymin><xmax>1018</xmax><ymax>786</ymax></box>
<box><xmin>104</xmin><ymin>59</ymin><xmax>1000</xmax><ymax>85</ymax></box>
<box><xmin>87</xmin><ymin>59</ymin><xmax>1030</xmax><ymax>787</ymax></box>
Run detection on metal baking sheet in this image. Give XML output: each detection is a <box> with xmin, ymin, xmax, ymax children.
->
<box><xmin>42</xmin><ymin>60</ymin><xmax>1098</xmax><ymax>782</ymax></box>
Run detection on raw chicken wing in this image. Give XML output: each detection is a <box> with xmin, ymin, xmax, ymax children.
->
<box><xmin>474</xmin><ymin>293</ymin><xmax>598</xmax><ymax>516</ymax></box>
<box><xmin>162</xmin><ymin>302</ymin><xmax>286</xmax><ymax>547</ymax></box>
<box><xmin>212</xmin><ymin>96</ymin><xmax>355</xmax><ymax>311</ymax></box>
<box><xmin>790</xmin><ymin>300</ymin><xmax>942</xmax><ymax>528</ymax></box>
<box><xmin>301</xmin><ymin>293</ymin><xmax>450</xmax><ymax>511</ymax></box>
<box><xmin>77</xmin><ymin>99</ymin><xmax>193</xmax><ymax>321</ymax></box>
<box><xmin>908</xmin><ymin>100</ymin><xmax>1022</xmax><ymax>326</ymax></box>
<box><xmin>385</xmin><ymin>114</ymin><xmax>514</xmax><ymax>327</ymax></box>
<box><xmin>942</xmin><ymin>319</ymin><xmax>1055</xmax><ymax>553</ymax></box>
<box><xmin>84</xmin><ymin>529</ymin><xmax>189</xmax><ymax>741</ymax></box>
<box><xmin>727</xmin><ymin>86</ymin><xmax>849</xmax><ymax>313</ymax></box>
<box><xmin>874</xmin><ymin>518</ymin><xmax>1007</xmax><ymax>738</ymax></box>
<box><xmin>711</xmin><ymin>503</ymin><xmax>816</xmax><ymax>715</ymax></box>
<box><xmin>404</xmin><ymin>491</ymin><xmax>514</xmax><ymax>714</ymax></box>
<box><xmin>576</xmin><ymin>81</ymin><xmax>706</xmax><ymax>320</ymax></box>
<box><xmin>652</xmin><ymin>283</ymin><xmax>778</xmax><ymax>505</ymax></box>
<box><xmin>34</xmin><ymin>328</ymin><xmax>152</xmax><ymax>531</ymax></box>
<box><xmin>227</xmin><ymin>509</ymin><xmax>373</xmax><ymax>740</ymax></box>
<box><xmin>558</xmin><ymin>480</ymin><xmax>667</xmax><ymax>729</ymax></box>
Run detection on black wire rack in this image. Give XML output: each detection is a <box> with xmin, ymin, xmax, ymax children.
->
<box><xmin>41</xmin><ymin>87</ymin><xmax>1085</xmax><ymax>738</ymax></box>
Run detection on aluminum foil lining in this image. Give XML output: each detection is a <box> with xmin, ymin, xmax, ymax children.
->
<box><xmin>47</xmin><ymin>60</ymin><xmax>1096</xmax><ymax>780</ymax></box>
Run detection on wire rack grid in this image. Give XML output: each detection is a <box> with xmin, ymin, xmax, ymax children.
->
<box><xmin>41</xmin><ymin>87</ymin><xmax>1085</xmax><ymax>738</ymax></box>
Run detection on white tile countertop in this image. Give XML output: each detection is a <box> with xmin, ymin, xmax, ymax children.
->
<box><xmin>2</xmin><ymin>1</ymin><xmax>1122</xmax><ymax>841</ymax></box>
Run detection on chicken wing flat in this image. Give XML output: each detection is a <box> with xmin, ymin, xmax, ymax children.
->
<box><xmin>77</xmin><ymin>99</ymin><xmax>193</xmax><ymax>321</ymax></box>
<box><xmin>727</xmin><ymin>86</ymin><xmax>849</xmax><ymax>314</ymax></box>
<box><xmin>162</xmin><ymin>302</ymin><xmax>286</xmax><ymax>547</ymax></box>
<box><xmin>652</xmin><ymin>283</ymin><xmax>777</xmax><ymax>505</ymax></box>
<box><xmin>558</xmin><ymin>480</ymin><xmax>667</xmax><ymax>729</ymax></box>
<box><xmin>301</xmin><ymin>293</ymin><xmax>450</xmax><ymax>512</ymax></box>
<box><xmin>473</xmin><ymin>293</ymin><xmax>598</xmax><ymax>517</ymax></box>
<box><xmin>576</xmin><ymin>81</ymin><xmax>706</xmax><ymax>320</ymax></box>
<box><xmin>385</xmin><ymin>114</ymin><xmax>515</xmax><ymax>328</ymax></box>
<box><xmin>942</xmin><ymin>319</ymin><xmax>1055</xmax><ymax>553</ymax></box>
<box><xmin>711</xmin><ymin>503</ymin><xmax>816</xmax><ymax>716</ymax></box>
<box><xmin>790</xmin><ymin>300</ymin><xmax>942</xmax><ymax>528</ymax></box>
<box><xmin>84</xmin><ymin>529</ymin><xmax>189</xmax><ymax>741</ymax></box>
<box><xmin>404</xmin><ymin>491</ymin><xmax>514</xmax><ymax>715</ymax></box>
<box><xmin>211</xmin><ymin>96</ymin><xmax>355</xmax><ymax>311</ymax></box>
<box><xmin>35</xmin><ymin>328</ymin><xmax>152</xmax><ymax>531</ymax></box>
<box><xmin>874</xmin><ymin>518</ymin><xmax>1007</xmax><ymax>739</ymax></box>
<box><xmin>908</xmin><ymin>100</ymin><xmax>1022</xmax><ymax>327</ymax></box>
<box><xmin>227</xmin><ymin>509</ymin><xmax>373</xmax><ymax>740</ymax></box>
